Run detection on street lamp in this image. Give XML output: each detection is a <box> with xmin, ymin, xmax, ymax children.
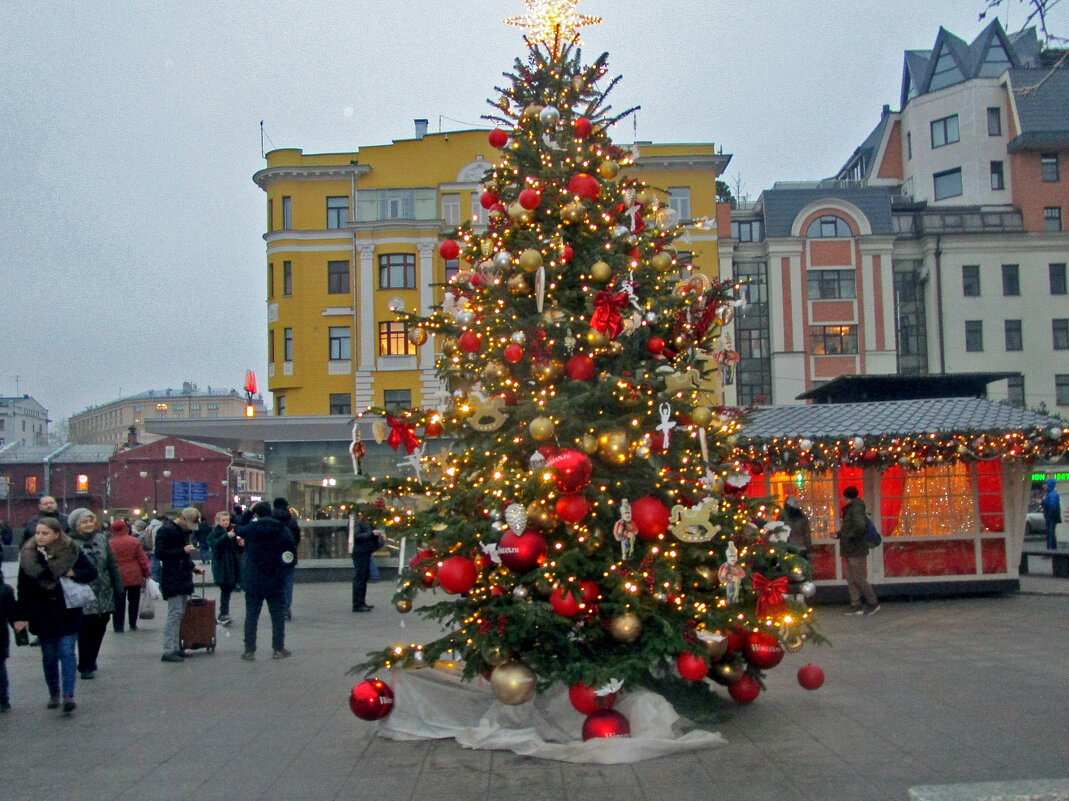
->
<box><xmin>140</xmin><ymin>468</ymin><xmax>171</xmax><ymax>513</ymax></box>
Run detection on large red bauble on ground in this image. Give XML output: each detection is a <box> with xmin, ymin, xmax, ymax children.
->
<box><xmin>582</xmin><ymin>708</ymin><xmax>631</xmax><ymax>740</ymax></box>
<box><xmin>631</xmin><ymin>496</ymin><xmax>670</xmax><ymax>539</ymax></box>
<box><xmin>728</xmin><ymin>674</ymin><xmax>761</xmax><ymax>704</ymax></box>
<box><xmin>488</xmin><ymin>128</ymin><xmax>509</xmax><ymax>147</ymax></box>
<box><xmin>744</xmin><ymin>630</ymin><xmax>785</xmax><ymax>670</ymax></box>
<box><xmin>567</xmin><ymin>172</ymin><xmax>600</xmax><ymax>200</ymax></box>
<box><xmin>555</xmin><ymin>493</ymin><xmax>589</xmax><ymax>524</ymax></box>
<box><xmin>439</xmin><ymin>239</ymin><xmax>460</xmax><ymax>260</ymax></box>
<box><xmin>676</xmin><ymin>651</ymin><xmax>709</xmax><ymax>681</ymax></box>
<box><xmin>565</xmin><ymin>354</ymin><xmax>596</xmax><ymax>381</ymax></box>
<box><xmin>549</xmin><ymin>586</ymin><xmax>582</xmax><ymax>617</ymax></box>
<box><xmin>349</xmin><ymin>679</ymin><xmax>394</xmax><ymax>720</ymax></box>
<box><xmin>568</xmin><ymin>682</ymin><xmax>617</xmax><ymax>715</ymax></box>
<box><xmin>546</xmin><ymin>449</ymin><xmax>593</xmax><ymax>492</ymax></box>
<box><xmin>497</xmin><ymin>529</ymin><xmax>547</xmax><ymax>573</ymax></box>
<box><xmin>797</xmin><ymin>664</ymin><xmax>825</xmax><ymax>690</ymax></box>
<box><xmin>437</xmin><ymin>555</ymin><xmax>478</xmax><ymax>594</ymax></box>
<box><xmin>458</xmin><ymin>331</ymin><xmax>482</xmax><ymax>353</ymax></box>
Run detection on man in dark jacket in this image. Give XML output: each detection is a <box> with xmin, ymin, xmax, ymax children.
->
<box><xmin>350</xmin><ymin>510</ymin><xmax>380</xmax><ymax>613</ymax></box>
<box><xmin>155</xmin><ymin>507</ymin><xmax>201</xmax><ymax>662</ymax></box>
<box><xmin>271</xmin><ymin>497</ymin><xmax>300</xmax><ymax>621</ymax></box>
<box><xmin>21</xmin><ymin>496</ymin><xmax>70</xmax><ymax>544</ymax></box>
<box><xmin>238</xmin><ymin>501</ymin><xmax>296</xmax><ymax>661</ymax></box>
<box><xmin>837</xmin><ymin>486</ymin><xmax>879</xmax><ymax>616</ymax></box>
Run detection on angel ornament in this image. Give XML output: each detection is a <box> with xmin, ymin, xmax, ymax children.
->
<box><xmin>718</xmin><ymin>541</ymin><xmax>747</xmax><ymax>605</ymax></box>
<box><xmin>613</xmin><ymin>498</ymin><xmax>639</xmax><ymax>560</ymax></box>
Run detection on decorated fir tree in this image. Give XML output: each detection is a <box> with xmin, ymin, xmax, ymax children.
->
<box><xmin>356</xmin><ymin>8</ymin><xmax>820</xmax><ymax>727</ymax></box>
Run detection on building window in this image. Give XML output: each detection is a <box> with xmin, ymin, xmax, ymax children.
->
<box><xmin>327</xmin><ymin>260</ymin><xmax>350</xmax><ymax>294</ymax></box>
<box><xmin>808</xmin><ymin>325</ymin><xmax>858</xmax><ymax>355</ymax></box>
<box><xmin>356</xmin><ymin>188</ymin><xmax>437</xmax><ymax>221</ymax></box>
<box><xmin>445</xmin><ymin>259</ymin><xmax>460</xmax><ymax>282</ymax></box>
<box><xmin>738</xmin><ymin>328</ymin><xmax>765</xmax><ymax>359</ymax></box>
<box><xmin>379</xmin><ymin>321</ymin><xmax>418</xmax><ymax>356</ymax></box>
<box><xmin>731</xmin><ymin>220</ymin><xmax>763</xmax><ymax>242</ymax></box>
<box><xmin>76</xmin><ymin>474</ymin><xmax>89</xmax><ymax>493</ymax></box>
<box><xmin>276</xmin><ymin>395</ymin><xmax>286</xmax><ymax>416</ymax></box>
<box><xmin>1044</xmin><ymin>207</ymin><xmax>1063</xmax><ymax>232</ymax></box>
<box><xmin>1041</xmin><ymin>153</ymin><xmax>1060</xmax><ymax>182</ymax></box>
<box><xmin>1004</xmin><ymin>319</ymin><xmax>1023</xmax><ymax>351</ymax></box>
<box><xmin>329</xmin><ymin>393</ymin><xmax>352</xmax><ymax>415</ymax></box>
<box><xmin>326</xmin><ymin>196</ymin><xmax>349</xmax><ymax>229</ymax></box>
<box><xmin>383</xmin><ymin>389</ymin><xmax>413</xmax><ymax>413</ymax></box>
<box><xmin>965</xmin><ymin>320</ymin><xmax>984</xmax><ymax>352</ymax></box>
<box><xmin>268</xmin><ymin>329</ymin><xmax>275</xmax><ymax>363</ymax></box>
<box><xmin>668</xmin><ymin>187</ymin><xmax>691</xmax><ymax>220</ymax></box>
<box><xmin>1007</xmin><ymin>375</ymin><xmax>1025</xmax><ymax>407</ymax></box>
<box><xmin>283</xmin><ymin>328</ymin><xmax>293</xmax><ymax>361</ymax></box>
<box><xmin>470</xmin><ymin>193</ymin><xmax>487</xmax><ymax>226</ymax></box>
<box><xmin>283</xmin><ymin>261</ymin><xmax>292</xmax><ymax>296</ymax></box>
<box><xmin>807</xmin><ymin>269</ymin><xmax>856</xmax><ymax>299</ymax></box>
<box><xmin>1054</xmin><ymin>319</ymin><xmax>1069</xmax><ymax>350</ymax></box>
<box><xmin>190</xmin><ymin>403</ymin><xmax>200</xmax><ymax>411</ymax></box>
<box><xmin>990</xmin><ymin>161</ymin><xmax>1005</xmax><ymax>190</ymax></box>
<box><xmin>268</xmin><ymin>262</ymin><xmax>274</xmax><ymax>299</ymax></box>
<box><xmin>1002</xmin><ymin>264</ymin><xmax>1020</xmax><ymax>296</ymax></box>
<box><xmin>25</xmin><ymin>476</ymin><xmax>37</xmax><ymax>494</ymax></box>
<box><xmin>282</xmin><ymin>196</ymin><xmax>292</xmax><ymax>229</ymax></box>
<box><xmin>378</xmin><ymin>253</ymin><xmax>416</xmax><ymax>289</ymax></box>
<box><xmin>933</xmin><ymin>168</ymin><xmax>963</xmax><ymax>200</ymax></box>
<box><xmin>987</xmin><ymin>107</ymin><xmax>1002</xmax><ymax>136</ymax></box>
<box><xmin>906</xmin><ymin>131</ymin><xmax>912</xmax><ymax>160</ymax></box>
<box><xmin>328</xmin><ymin>326</ymin><xmax>351</xmax><ymax>360</ymax></box>
<box><xmin>442</xmin><ymin>194</ymin><xmax>460</xmax><ymax>226</ymax></box>
<box><xmin>1050</xmin><ymin>263</ymin><xmax>1067</xmax><ymax>295</ymax></box>
<box><xmin>962</xmin><ymin>264</ymin><xmax>980</xmax><ymax>297</ymax></box>
<box><xmin>267</xmin><ymin>198</ymin><xmax>274</xmax><ymax>232</ymax></box>
<box><xmin>930</xmin><ymin>114</ymin><xmax>959</xmax><ymax>148</ymax></box>
<box><xmin>805</xmin><ymin>215</ymin><xmax>852</xmax><ymax>238</ymax></box>
<box><xmin>1057</xmin><ymin>375</ymin><xmax>1069</xmax><ymax>406</ymax></box>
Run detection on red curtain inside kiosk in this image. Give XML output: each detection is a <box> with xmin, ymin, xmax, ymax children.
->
<box><xmin>837</xmin><ymin>466</ymin><xmax>863</xmax><ymax>519</ymax></box>
<box><xmin>976</xmin><ymin>460</ymin><xmax>1004</xmax><ymax>532</ymax></box>
<box><xmin>879</xmin><ymin>466</ymin><xmax>906</xmax><ymax>536</ymax></box>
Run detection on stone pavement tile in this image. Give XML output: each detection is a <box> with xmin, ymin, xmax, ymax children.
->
<box><xmin>422</xmin><ymin>740</ymin><xmax>495</xmax><ymax>772</ymax></box>
<box><xmin>558</xmin><ymin>761</ymin><xmax>642</xmax><ymax>789</ymax></box>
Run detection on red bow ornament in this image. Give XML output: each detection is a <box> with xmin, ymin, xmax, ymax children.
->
<box><xmin>385</xmin><ymin>414</ymin><xmax>420</xmax><ymax>454</ymax></box>
<box><xmin>751</xmin><ymin>573</ymin><xmax>790</xmax><ymax>619</ymax></box>
<box><xmin>590</xmin><ymin>290</ymin><xmax>629</xmax><ymax>339</ymax></box>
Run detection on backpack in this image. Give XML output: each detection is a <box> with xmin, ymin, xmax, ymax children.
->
<box><xmin>864</xmin><ymin>515</ymin><xmax>882</xmax><ymax>547</ymax></box>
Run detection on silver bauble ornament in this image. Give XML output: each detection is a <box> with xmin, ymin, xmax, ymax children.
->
<box><xmin>801</xmin><ymin>581</ymin><xmax>817</xmax><ymax>598</ymax></box>
<box><xmin>504</xmin><ymin>503</ymin><xmax>528</xmax><ymax>535</ymax></box>
<box><xmin>512</xmin><ymin>585</ymin><xmax>529</xmax><ymax>600</ymax></box>
<box><xmin>493</xmin><ymin>251</ymin><xmax>513</xmax><ymax>271</ymax></box>
<box><xmin>539</xmin><ymin>105</ymin><xmax>560</xmax><ymax>126</ymax></box>
<box><xmin>511</xmin><ymin>331</ymin><xmax>527</xmax><ymax>345</ymax></box>
<box><xmin>456</xmin><ymin>310</ymin><xmax>475</xmax><ymax>327</ymax></box>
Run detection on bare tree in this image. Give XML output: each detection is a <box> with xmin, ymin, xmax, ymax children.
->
<box><xmin>980</xmin><ymin>0</ymin><xmax>1064</xmax><ymax>43</ymax></box>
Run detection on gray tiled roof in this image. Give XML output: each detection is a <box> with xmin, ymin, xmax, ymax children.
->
<box><xmin>0</xmin><ymin>443</ymin><xmax>116</xmax><ymax>464</ymax></box>
<box><xmin>52</xmin><ymin>444</ymin><xmax>117</xmax><ymax>463</ymax></box>
<box><xmin>759</xmin><ymin>187</ymin><xmax>895</xmax><ymax>238</ymax></box>
<box><xmin>1006</xmin><ymin>66</ymin><xmax>1069</xmax><ymax>151</ymax></box>
<box><xmin>739</xmin><ymin>398</ymin><xmax>1059</xmax><ymax>442</ymax></box>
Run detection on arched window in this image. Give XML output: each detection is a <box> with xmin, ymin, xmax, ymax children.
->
<box><xmin>806</xmin><ymin>214</ymin><xmax>853</xmax><ymax>238</ymax></box>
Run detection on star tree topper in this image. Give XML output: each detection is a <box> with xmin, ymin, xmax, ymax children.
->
<box><xmin>505</xmin><ymin>0</ymin><xmax>601</xmax><ymax>57</ymax></box>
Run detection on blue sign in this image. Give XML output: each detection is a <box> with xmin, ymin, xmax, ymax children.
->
<box><xmin>171</xmin><ymin>481</ymin><xmax>208</xmax><ymax>506</ymax></box>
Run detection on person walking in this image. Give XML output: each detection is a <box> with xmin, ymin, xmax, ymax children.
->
<box><xmin>238</xmin><ymin>501</ymin><xmax>296</xmax><ymax>661</ymax></box>
<box><xmin>155</xmin><ymin>508</ymin><xmax>202</xmax><ymax>663</ymax></box>
<box><xmin>207</xmin><ymin>511</ymin><xmax>243</xmax><ymax>626</ymax></box>
<box><xmin>1041</xmin><ymin>477</ymin><xmax>1062</xmax><ymax>551</ymax></box>
<box><xmin>68</xmin><ymin>509</ymin><xmax>122</xmax><ymax>680</ymax></box>
<box><xmin>271</xmin><ymin>497</ymin><xmax>301</xmax><ymax>621</ymax></box>
<box><xmin>350</xmin><ymin>509</ymin><xmax>380</xmax><ymax>613</ymax></box>
<box><xmin>837</xmin><ymin>485</ymin><xmax>880</xmax><ymax>616</ymax></box>
<box><xmin>13</xmin><ymin>516</ymin><xmax>97</xmax><ymax>714</ymax></box>
<box><xmin>20</xmin><ymin>495</ymin><xmax>70</xmax><ymax>544</ymax></box>
<box><xmin>108</xmin><ymin>519</ymin><xmax>151</xmax><ymax>632</ymax></box>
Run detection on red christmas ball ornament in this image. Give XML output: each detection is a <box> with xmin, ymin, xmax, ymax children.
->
<box><xmin>408</xmin><ymin>548</ymin><xmax>437</xmax><ymax>588</ymax></box>
<box><xmin>628</xmin><ymin>247</ymin><xmax>641</xmax><ymax>259</ymax></box>
<box><xmin>561</xmin><ymin>245</ymin><xmax>574</xmax><ymax>263</ymax></box>
<box><xmin>676</xmin><ymin>651</ymin><xmax>709</xmax><ymax>681</ymax></box>
<box><xmin>647</xmin><ymin>336</ymin><xmax>666</xmax><ymax>355</ymax></box>
<box><xmin>797</xmin><ymin>664</ymin><xmax>825</xmax><ymax>690</ymax></box>
<box><xmin>469</xmin><ymin>272</ymin><xmax>485</xmax><ymax>288</ymax></box>
<box><xmin>631</xmin><ymin>496</ymin><xmax>670</xmax><ymax>540</ymax></box>
<box><xmin>497</xmin><ymin>529</ymin><xmax>547</xmax><ymax>573</ymax></box>
<box><xmin>744</xmin><ymin>631</ymin><xmax>785</xmax><ymax>670</ymax></box>
<box><xmin>437</xmin><ymin>555</ymin><xmax>478</xmax><ymax>594</ymax></box>
<box><xmin>545</xmin><ymin>449</ymin><xmax>593</xmax><ymax>492</ymax></box>
<box><xmin>488</xmin><ymin>128</ymin><xmax>509</xmax><ymax>148</ymax></box>
<box><xmin>537</xmin><ymin>444</ymin><xmax>560</xmax><ymax>459</ymax></box>
<box><xmin>579</xmin><ymin>580</ymin><xmax>600</xmax><ymax>603</ymax></box>
<box><xmin>568</xmin><ymin>682</ymin><xmax>616</xmax><ymax>715</ymax></box>
<box><xmin>458</xmin><ymin>331</ymin><xmax>482</xmax><ymax>353</ymax></box>
<box><xmin>565</xmin><ymin>354</ymin><xmax>596</xmax><ymax>381</ymax></box>
<box><xmin>573</xmin><ymin>116</ymin><xmax>593</xmax><ymax>138</ymax></box>
<box><xmin>750</xmin><ymin>462</ymin><xmax>765</xmax><ymax>476</ymax></box>
<box><xmin>518</xmin><ymin>188</ymin><xmax>542</xmax><ymax>210</ymax></box>
<box><xmin>549</xmin><ymin>586</ymin><xmax>582</xmax><ymax>617</ymax></box>
<box><xmin>439</xmin><ymin>239</ymin><xmax>460</xmax><ymax>260</ymax></box>
<box><xmin>424</xmin><ymin>419</ymin><xmax>443</xmax><ymax>438</ymax></box>
<box><xmin>349</xmin><ymin>679</ymin><xmax>394</xmax><ymax>720</ymax></box>
<box><xmin>480</xmin><ymin>191</ymin><xmax>498</xmax><ymax>210</ymax></box>
<box><xmin>555</xmin><ymin>493</ymin><xmax>589</xmax><ymax>524</ymax></box>
<box><xmin>582</xmin><ymin>708</ymin><xmax>631</xmax><ymax>740</ymax></box>
<box><xmin>503</xmin><ymin>343</ymin><xmax>524</xmax><ymax>363</ymax></box>
<box><xmin>728</xmin><ymin>674</ymin><xmax>761</xmax><ymax>704</ymax></box>
<box><xmin>568</xmin><ymin>172</ymin><xmax>600</xmax><ymax>200</ymax></box>
<box><xmin>726</xmin><ymin>626</ymin><xmax>748</xmax><ymax>654</ymax></box>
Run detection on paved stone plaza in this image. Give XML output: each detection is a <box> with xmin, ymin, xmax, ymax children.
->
<box><xmin>2</xmin><ymin>568</ymin><xmax>1067</xmax><ymax>801</ymax></box>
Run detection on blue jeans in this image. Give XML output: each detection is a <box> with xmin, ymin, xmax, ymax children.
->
<box><xmin>282</xmin><ymin>566</ymin><xmax>295</xmax><ymax>611</ymax></box>
<box><xmin>244</xmin><ymin>592</ymin><xmax>286</xmax><ymax>653</ymax></box>
<box><xmin>1047</xmin><ymin>519</ymin><xmax>1059</xmax><ymax>550</ymax></box>
<box><xmin>40</xmin><ymin>634</ymin><xmax>78</xmax><ymax>699</ymax></box>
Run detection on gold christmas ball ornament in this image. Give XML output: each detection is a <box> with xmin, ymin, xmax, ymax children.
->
<box><xmin>529</xmin><ymin>416</ymin><xmax>556</xmax><ymax>441</ymax></box>
<box><xmin>581</xmin><ymin>433</ymin><xmax>599</xmax><ymax>454</ymax></box>
<box><xmin>586</xmin><ymin>328</ymin><xmax>609</xmax><ymax>348</ymax></box>
<box><xmin>407</xmin><ymin>327</ymin><xmax>428</xmax><ymax>347</ymax></box>
<box><xmin>590</xmin><ymin>260</ymin><xmax>613</xmax><ymax>282</ymax></box>
<box><xmin>518</xmin><ymin>248</ymin><xmax>543</xmax><ymax>272</ymax></box>
<box><xmin>482</xmin><ymin>361</ymin><xmax>508</xmax><ymax>382</ymax></box>
<box><xmin>526</xmin><ymin>502</ymin><xmax>555</xmax><ymax>531</ymax></box>
<box><xmin>608</xmin><ymin>340</ymin><xmax>624</xmax><ymax>356</ymax></box>
<box><xmin>699</xmin><ymin>632</ymin><xmax>729</xmax><ymax>662</ymax></box>
<box><xmin>507</xmin><ymin>274</ymin><xmax>531</xmax><ymax>295</ymax></box>
<box><xmin>610</xmin><ymin>612</ymin><xmax>642</xmax><ymax>643</ymax></box>
<box><xmin>561</xmin><ymin>202</ymin><xmax>586</xmax><ymax>223</ymax></box>
<box><xmin>597</xmin><ymin>428</ymin><xmax>630</xmax><ymax>464</ymax></box>
<box><xmin>597</xmin><ymin>159</ymin><xmax>620</xmax><ymax>180</ymax></box>
<box><xmin>483</xmin><ymin>644</ymin><xmax>510</xmax><ymax>666</ymax></box>
<box><xmin>490</xmin><ymin>662</ymin><xmax>538</xmax><ymax>705</ymax></box>
<box><xmin>521</xmin><ymin>104</ymin><xmax>543</xmax><ymax>121</ymax></box>
<box><xmin>440</xmin><ymin>337</ymin><xmax>459</xmax><ymax>356</ymax></box>
<box><xmin>508</xmin><ymin>202</ymin><xmax>532</xmax><ymax>222</ymax></box>
<box><xmin>708</xmin><ymin>659</ymin><xmax>746</xmax><ymax>686</ymax></box>
<box><xmin>690</xmin><ymin>406</ymin><xmax>713</xmax><ymax>427</ymax></box>
<box><xmin>395</xmin><ymin>598</ymin><xmax>413</xmax><ymax>614</ymax></box>
<box><xmin>651</xmin><ymin>251</ymin><xmax>674</xmax><ymax>272</ymax></box>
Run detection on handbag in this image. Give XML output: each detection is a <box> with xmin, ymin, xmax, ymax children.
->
<box><xmin>144</xmin><ymin>577</ymin><xmax>162</xmax><ymax>600</ymax></box>
<box><xmin>59</xmin><ymin>576</ymin><xmax>96</xmax><ymax>609</ymax></box>
<box><xmin>139</xmin><ymin>594</ymin><xmax>156</xmax><ymax>620</ymax></box>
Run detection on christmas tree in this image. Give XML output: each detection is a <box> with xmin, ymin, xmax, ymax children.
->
<box><xmin>356</xmin><ymin>5</ymin><xmax>819</xmax><ymax>723</ymax></box>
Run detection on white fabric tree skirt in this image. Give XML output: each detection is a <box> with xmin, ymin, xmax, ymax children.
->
<box><xmin>376</xmin><ymin>667</ymin><xmax>727</xmax><ymax>763</ymax></box>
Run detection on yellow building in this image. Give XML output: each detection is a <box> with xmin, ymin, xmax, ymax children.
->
<box><xmin>253</xmin><ymin>122</ymin><xmax>729</xmax><ymax>416</ymax></box>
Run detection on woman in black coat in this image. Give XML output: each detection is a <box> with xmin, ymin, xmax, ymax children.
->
<box><xmin>207</xmin><ymin>511</ymin><xmax>243</xmax><ymax>626</ymax></box>
<box><xmin>14</xmin><ymin>516</ymin><xmax>97</xmax><ymax>714</ymax></box>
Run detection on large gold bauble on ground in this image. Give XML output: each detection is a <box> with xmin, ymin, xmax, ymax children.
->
<box><xmin>395</xmin><ymin>598</ymin><xmax>413</xmax><ymax>613</ymax></box>
<box><xmin>519</xmin><ymin>248</ymin><xmax>543</xmax><ymax>272</ymax></box>
<box><xmin>598</xmin><ymin>159</ymin><xmax>620</xmax><ymax>180</ymax></box>
<box><xmin>690</xmin><ymin>406</ymin><xmax>713</xmax><ymax>427</ymax></box>
<box><xmin>490</xmin><ymin>662</ymin><xmax>538</xmax><ymax>705</ymax></box>
<box><xmin>610</xmin><ymin>612</ymin><xmax>642</xmax><ymax>643</ymax></box>
<box><xmin>561</xmin><ymin>202</ymin><xmax>586</xmax><ymax>223</ymax></box>
<box><xmin>526</xmin><ymin>502</ymin><xmax>554</xmax><ymax>532</ymax></box>
<box><xmin>586</xmin><ymin>328</ymin><xmax>609</xmax><ymax>348</ymax></box>
<box><xmin>483</xmin><ymin>644</ymin><xmax>510</xmax><ymax>666</ymax></box>
<box><xmin>407</xmin><ymin>327</ymin><xmax>428</xmax><ymax>347</ymax></box>
<box><xmin>529</xmin><ymin>416</ymin><xmax>556</xmax><ymax>441</ymax></box>
<box><xmin>581</xmin><ymin>433</ymin><xmax>599</xmax><ymax>454</ymax></box>
<box><xmin>507</xmin><ymin>274</ymin><xmax>531</xmax><ymax>295</ymax></box>
<box><xmin>590</xmin><ymin>260</ymin><xmax>612</xmax><ymax>282</ymax></box>
<box><xmin>597</xmin><ymin>428</ymin><xmax>630</xmax><ymax>464</ymax></box>
<box><xmin>651</xmin><ymin>251</ymin><xmax>674</xmax><ymax>272</ymax></box>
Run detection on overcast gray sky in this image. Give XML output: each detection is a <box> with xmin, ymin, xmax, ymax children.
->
<box><xmin>2</xmin><ymin>0</ymin><xmax>1064</xmax><ymax>425</ymax></box>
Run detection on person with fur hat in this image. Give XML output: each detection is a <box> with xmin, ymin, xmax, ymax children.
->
<box><xmin>108</xmin><ymin>519</ymin><xmax>151</xmax><ymax>632</ymax></box>
<box><xmin>68</xmin><ymin>509</ymin><xmax>122</xmax><ymax>679</ymax></box>
<box><xmin>13</xmin><ymin>516</ymin><xmax>98</xmax><ymax>714</ymax></box>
